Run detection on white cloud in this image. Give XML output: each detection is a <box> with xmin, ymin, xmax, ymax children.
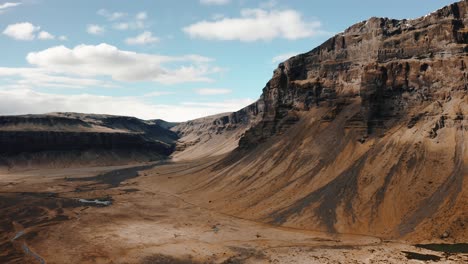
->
<box><xmin>3</xmin><ymin>23</ymin><xmax>62</xmax><ymax>41</ymax></box>
<box><xmin>3</xmin><ymin>22</ymin><xmax>40</xmax><ymax>40</ymax></box>
<box><xmin>87</xmin><ymin>24</ymin><xmax>105</xmax><ymax>35</ymax></box>
<box><xmin>0</xmin><ymin>2</ymin><xmax>21</xmax><ymax>12</ymax></box>
<box><xmin>0</xmin><ymin>2</ymin><xmax>21</xmax><ymax>9</ymax></box>
<box><xmin>59</xmin><ymin>35</ymin><xmax>68</xmax><ymax>41</ymax></box>
<box><xmin>38</xmin><ymin>31</ymin><xmax>55</xmax><ymax>40</ymax></box>
<box><xmin>136</xmin><ymin>12</ymin><xmax>147</xmax><ymax>20</ymax></box>
<box><xmin>113</xmin><ymin>23</ymin><xmax>130</xmax><ymax>30</ymax></box>
<box><xmin>195</xmin><ymin>88</ymin><xmax>232</xmax><ymax>95</ymax></box>
<box><xmin>144</xmin><ymin>91</ymin><xmax>174</xmax><ymax>97</ymax></box>
<box><xmin>97</xmin><ymin>9</ymin><xmax>144</xmax><ymax>31</ymax></box>
<box><xmin>0</xmin><ymin>43</ymin><xmax>219</xmax><ymax>86</ymax></box>
<box><xmin>25</xmin><ymin>43</ymin><xmax>216</xmax><ymax>83</ymax></box>
<box><xmin>125</xmin><ymin>31</ymin><xmax>159</xmax><ymax>45</ymax></box>
<box><xmin>0</xmin><ymin>67</ymin><xmax>115</xmax><ymax>89</ymax></box>
<box><xmin>97</xmin><ymin>9</ymin><xmax>127</xmax><ymax>21</ymax></box>
<box><xmin>113</xmin><ymin>20</ymin><xmax>145</xmax><ymax>31</ymax></box>
<box><xmin>154</xmin><ymin>65</ymin><xmax>223</xmax><ymax>84</ymax></box>
<box><xmin>0</xmin><ymin>89</ymin><xmax>254</xmax><ymax>122</ymax></box>
<box><xmin>272</xmin><ymin>52</ymin><xmax>298</xmax><ymax>64</ymax></box>
<box><xmin>110</xmin><ymin>11</ymin><xmax>147</xmax><ymax>31</ymax></box>
<box><xmin>183</xmin><ymin>8</ymin><xmax>322</xmax><ymax>41</ymax></box>
<box><xmin>200</xmin><ymin>0</ymin><xmax>230</xmax><ymax>5</ymax></box>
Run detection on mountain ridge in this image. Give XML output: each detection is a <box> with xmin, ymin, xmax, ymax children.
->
<box><xmin>161</xmin><ymin>0</ymin><xmax>467</xmax><ymax>242</ymax></box>
<box><xmin>0</xmin><ymin>0</ymin><xmax>466</xmax><ymax>241</ymax></box>
<box><xmin>0</xmin><ymin>112</ymin><xmax>178</xmax><ymax>168</ymax></box>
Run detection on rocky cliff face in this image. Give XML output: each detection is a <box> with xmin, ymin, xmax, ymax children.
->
<box><xmin>0</xmin><ymin>113</ymin><xmax>178</xmax><ymax>168</ymax></box>
<box><xmin>0</xmin><ymin>0</ymin><xmax>465</xmax><ymax>242</ymax></box>
<box><xmin>178</xmin><ymin>1</ymin><xmax>467</xmax><ymax>153</ymax></box>
<box><xmin>176</xmin><ymin>1</ymin><xmax>468</xmax><ymax>242</ymax></box>
<box><xmin>239</xmin><ymin>0</ymin><xmax>467</xmax><ymax>147</ymax></box>
<box><xmin>170</xmin><ymin>103</ymin><xmax>263</xmax><ymax>160</ymax></box>
<box><xmin>0</xmin><ymin>131</ymin><xmax>173</xmax><ymax>155</ymax></box>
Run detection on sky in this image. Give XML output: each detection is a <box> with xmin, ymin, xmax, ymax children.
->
<box><xmin>0</xmin><ymin>0</ymin><xmax>457</xmax><ymax>121</ymax></box>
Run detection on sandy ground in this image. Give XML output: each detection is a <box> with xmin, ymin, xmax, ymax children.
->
<box><xmin>1</xmin><ymin>162</ymin><xmax>467</xmax><ymax>264</ymax></box>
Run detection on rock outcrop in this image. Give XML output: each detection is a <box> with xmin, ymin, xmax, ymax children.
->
<box><xmin>177</xmin><ymin>1</ymin><xmax>466</xmax><ymax>153</ymax></box>
<box><xmin>0</xmin><ymin>113</ymin><xmax>178</xmax><ymax>168</ymax></box>
<box><xmin>170</xmin><ymin>103</ymin><xmax>263</xmax><ymax>160</ymax></box>
<box><xmin>173</xmin><ymin>1</ymin><xmax>467</xmax><ymax>242</ymax></box>
<box><xmin>238</xmin><ymin>0</ymin><xmax>467</xmax><ymax>147</ymax></box>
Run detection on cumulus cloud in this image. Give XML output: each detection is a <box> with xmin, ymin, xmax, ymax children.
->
<box><xmin>87</xmin><ymin>24</ymin><xmax>105</xmax><ymax>35</ymax></box>
<box><xmin>200</xmin><ymin>0</ymin><xmax>230</xmax><ymax>5</ymax></box>
<box><xmin>0</xmin><ymin>2</ymin><xmax>21</xmax><ymax>9</ymax></box>
<box><xmin>125</xmin><ymin>31</ymin><xmax>159</xmax><ymax>45</ymax></box>
<box><xmin>3</xmin><ymin>22</ymin><xmax>40</xmax><ymax>40</ymax></box>
<box><xmin>3</xmin><ymin>23</ymin><xmax>62</xmax><ymax>41</ymax></box>
<box><xmin>272</xmin><ymin>52</ymin><xmax>298</xmax><ymax>64</ymax></box>
<box><xmin>195</xmin><ymin>88</ymin><xmax>232</xmax><ymax>95</ymax></box>
<box><xmin>38</xmin><ymin>31</ymin><xmax>55</xmax><ymax>40</ymax></box>
<box><xmin>0</xmin><ymin>2</ymin><xmax>21</xmax><ymax>12</ymax></box>
<box><xmin>0</xmin><ymin>89</ymin><xmax>254</xmax><ymax>122</ymax></box>
<box><xmin>0</xmin><ymin>43</ymin><xmax>220</xmax><ymax>88</ymax></box>
<box><xmin>25</xmin><ymin>43</ymin><xmax>218</xmax><ymax>84</ymax></box>
<box><xmin>183</xmin><ymin>8</ymin><xmax>322</xmax><ymax>41</ymax></box>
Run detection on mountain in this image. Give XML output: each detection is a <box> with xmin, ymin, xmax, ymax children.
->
<box><xmin>166</xmin><ymin>0</ymin><xmax>467</xmax><ymax>242</ymax></box>
<box><xmin>0</xmin><ymin>2</ymin><xmax>467</xmax><ymax>263</ymax></box>
<box><xmin>0</xmin><ymin>112</ymin><xmax>178</xmax><ymax>168</ymax></box>
<box><xmin>0</xmin><ymin>0</ymin><xmax>466</xmax><ymax>243</ymax></box>
<box><xmin>170</xmin><ymin>108</ymin><xmax>260</xmax><ymax>161</ymax></box>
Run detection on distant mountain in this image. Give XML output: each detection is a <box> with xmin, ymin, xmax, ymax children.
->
<box><xmin>152</xmin><ymin>119</ymin><xmax>179</xmax><ymax>130</ymax></box>
<box><xmin>0</xmin><ymin>112</ymin><xmax>178</xmax><ymax>168</ymax></box>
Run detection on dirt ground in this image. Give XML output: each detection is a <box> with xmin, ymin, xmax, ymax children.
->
<box><xmin>1</xmin><ymin>161</ymin><xmax>467</xmax><ymax>264</ymax></box>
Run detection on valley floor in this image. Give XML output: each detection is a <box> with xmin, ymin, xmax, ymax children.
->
<box><xmin>0</xmin><ymin>161</ymin><xmax>466</xmax><ymax>264</ymax></box>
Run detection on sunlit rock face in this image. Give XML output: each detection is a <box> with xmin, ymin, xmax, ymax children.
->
<box><xmin>180</xmin><ymin>1</ymin><xmax>467</xmax><ymax>242</ymax></box>
<box><xmin>238</xmin><ymin>1</ymin><xmax>466</xmax><ymax>147</ymax></box>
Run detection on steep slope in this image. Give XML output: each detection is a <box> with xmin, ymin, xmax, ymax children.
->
<box><xmin>168</xmin><ymin>1</ymin><xmax>467</xmax><ymax>242</ymax></box>
<box><xmin>0</xmin><ymin>113</ymin><xmax>178</xmax><ymax>168</ymax></box>
<box><xmin>171</xmin><ymin>104</ymin><xmax>262</xmax><ymax>161</ymax></box>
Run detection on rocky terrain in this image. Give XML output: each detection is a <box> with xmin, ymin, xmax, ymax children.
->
<box><xmin>166</xmin><ymin>0</ymin><xmax>467</xmax><ymax>242</ymax></box>
<box><xmin>0</xmin><ymin>1</ymin><xmax>467</xmax><ymax>263</ymax></box>
<box><xmin>170</xmin><ymin>106</ymin><xmax>260</xmax><ymax>161</ymax></box>
<box><xmin>0</xmin><ymin>113</ymin><xmax>178</xmax><ymax>169</ymax></box>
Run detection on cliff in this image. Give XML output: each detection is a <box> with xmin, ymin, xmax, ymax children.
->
<box><xmin>170</xmin><ymin>104</ymin><xmax>262</xmax><ymax>160</ymax></box>
<box><xmin>0</xmin><ymin>113</ymin><xmax>178</xmax><ymax>168</ymax></box>
<box><xmin>174</xmin><ymin>1</ymin><xmax>468</xmax><ymax>242</ymax></box>
<box><xmin>239</xmin><ymin>0</ymin><xmax>467</xmax><ymax>147</ymax></box>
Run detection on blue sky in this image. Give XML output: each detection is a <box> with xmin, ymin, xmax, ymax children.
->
<box><xmin>0</xmin><ymin>0</ymin><xmax>457</xmax><ymax>121</ymax></box>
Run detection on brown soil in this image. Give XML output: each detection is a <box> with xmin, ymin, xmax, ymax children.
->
<box><xmin>0</xmin><ymin>162</ymin><xmax>466</xmax><ymax>263</ymax></box>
